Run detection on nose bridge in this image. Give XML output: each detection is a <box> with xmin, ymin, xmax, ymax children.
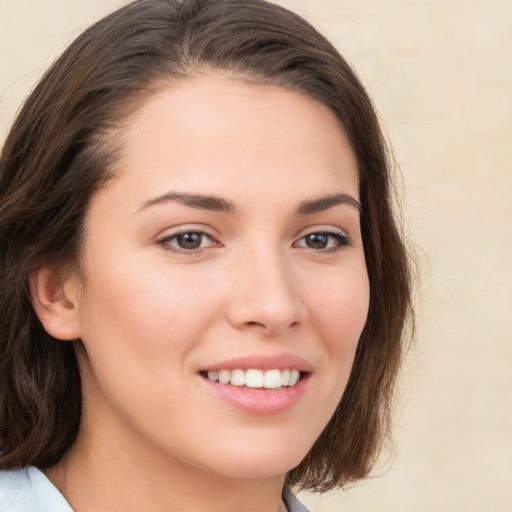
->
<box><xmin>226</xmin><ymin>237</ymin><xmax>306</xmax><ymax>333</ymax></box>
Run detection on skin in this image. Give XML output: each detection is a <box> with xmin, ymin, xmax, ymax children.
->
<box><xmin>35</xmin><ymin>75</ymin><xmax>370</xmax><ymax>512</ymax></box>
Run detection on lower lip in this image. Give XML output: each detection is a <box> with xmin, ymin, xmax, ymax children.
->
<box><xmin>199</xmin><ymin>375</ymin><xmax>310</xmax><ymax>415</ymax></box>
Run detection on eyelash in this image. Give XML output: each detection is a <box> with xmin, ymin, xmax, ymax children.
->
<box><xmin>156</xmin><ymin>228</ymin><xmax>352</xmax><ymax>255</ymax></box>
<box><xmin>294</xmin><ymin>229</ymin><xmax>353</xmax><ymax>253</ymax></box>
<box><xmin>156</xmin><ymin>229</ymin><xmax>220</xmax><ymax>254</ymax></box>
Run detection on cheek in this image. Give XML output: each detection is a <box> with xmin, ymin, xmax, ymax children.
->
<box><xmin>75</xmin><ymin>254</ymin><xmax>222</xmax><ymax>384</ymax></box>
<box><xmin>74</xmin><ymin>258</ymin><xmax>227</xmax><ymax>446</ymax></box>
<box><xmin>291</xmin><ymin>264</ymin><xmax>369</xmax><ymax>443</ymax></box>
<box><xmin>310</xmin><ymin>266</ymin><xmax>369</xmax><ymax>346</ymax></box>
<box><xmin>305</xmin><ymin>263</ymin><xmax>370</xmax><ymax>397</ymax></box>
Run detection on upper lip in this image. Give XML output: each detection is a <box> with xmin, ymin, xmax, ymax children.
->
<box><xmin>200</xmin><ymin>353</ymin><xmax>313</xmax><ymax>373</ymax></box>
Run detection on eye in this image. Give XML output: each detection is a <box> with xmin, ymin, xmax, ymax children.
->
<box><xmin>295</xmin><ymin>230</ymin><xmax>352</xmax><ymax>252</ymax></box>
<box><xmin>157</xmin><ymin>230</ymin><xmax>219</xmax><ymax>253</ymax></box>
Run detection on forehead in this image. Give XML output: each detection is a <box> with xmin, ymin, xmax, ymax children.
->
<box><xmin>99</xmin><ymin>74</ymin><xmax>359</xmax><ymax>211</ymax></box>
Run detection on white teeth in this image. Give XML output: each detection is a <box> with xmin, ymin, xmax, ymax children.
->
<box><xmin>245</xmin><ymin>369</ymin><xmax>264</xmax><ymax>388</ymax></box>
<box><xmin>218</xmin><ymin>369</ymin><xmax>230</xmax><ymax>385</ymax></box>
<box><xmin>205</xmin><ymin>368</ymin><xmax>303</xmax><ymax>389</ymax></box>
<box><xmin>264</xmin><ymin>369</ymin><xmax>283</xmax><ymax>389</ymax></box>
<box><xmin>289</xmin><ymin>369</ymin><xmax>300</xmax><ymax>386</ymax></box>
<box><xmin>230</xmin><ymin>369</ymin><xmax>246</xmax><ymax>386</ymax></box>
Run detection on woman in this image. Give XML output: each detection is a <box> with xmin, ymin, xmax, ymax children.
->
<box><xmin>0</xmin><ymin>1</ymin><xmax>413</xmax><ymax>511</ymax></box>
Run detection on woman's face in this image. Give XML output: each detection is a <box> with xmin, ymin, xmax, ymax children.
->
<box><xmin>69</xmin><ymin>75</ymin><xmax>369</xmax><ymax>480</ymax></box>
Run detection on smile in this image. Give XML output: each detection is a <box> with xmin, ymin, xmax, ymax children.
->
<box><xmin>202</xmin><ymin>368</ymin><xmax>302</xmax><ymax>389</ymax></box>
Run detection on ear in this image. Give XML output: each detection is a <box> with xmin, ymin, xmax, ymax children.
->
<box><xmin>29</xmin><ymin>265</ymin><xmax>82</xmax><ymax>341</ymax></box>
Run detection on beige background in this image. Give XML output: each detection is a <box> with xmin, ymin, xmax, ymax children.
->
<box><xmin>1</xmin><ymin>0</ymin><xmax>511</xmax><ymax>510</ymax></box>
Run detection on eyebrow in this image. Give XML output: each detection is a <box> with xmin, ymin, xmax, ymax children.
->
<box><xmin>296</xmin><ymin>193</ymin><xmax>361</xmax><ymax>215</ymax></box>
<box><xmin>138</xmin><ymin>191</ymin><xmax>361</xmax><ymax>215</ymax></box>
<box><xmin>139</xmin><ymin>192</ymin><xmax>236</xmax><ymax>213</ymax></box>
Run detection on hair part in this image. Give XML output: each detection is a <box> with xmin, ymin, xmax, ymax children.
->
<box><xmin>0</xmin><ymin>0</ymin><xmax>413</xmax><ymax>490</ymax></box>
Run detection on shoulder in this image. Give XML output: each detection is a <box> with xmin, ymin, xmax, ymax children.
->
<box><xmin>283</xmin><ymin>488</ymin><xmax>312</xmax><ymax>512</ymax></box>
<box><xmin>0</xmin><ymin>467</ymin><xmax>72</xmax><ymax>512</ymax></box>
<box><xmin>1</xmin><ymin>469</ymin><xmax>308</xmax><ymax>512</ymax></box>
<box><xmin>0</xmin><ymin>467</ymin><xmax>43</xmax><ymax>512</ymax></box>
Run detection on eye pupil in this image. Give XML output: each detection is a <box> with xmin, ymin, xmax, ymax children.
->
<box><xmin>306</xmin><ymin>233</ymin><xmax>328</xmax><ymax>249</ymax></box>
<box><xmin>177</xmin><ymin>233</ymin><xmax>202</xmax><ymax>249</ymax></box>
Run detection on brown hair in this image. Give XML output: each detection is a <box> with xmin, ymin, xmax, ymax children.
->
<box><xmin>0</xmin><ymin>0</ymin><xmax>413</xmax><ymax>491</ymax></box>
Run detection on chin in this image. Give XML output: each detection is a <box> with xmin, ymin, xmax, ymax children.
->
<box><xmin>190</xmin><ymin>431</ymin><xmax>313</xmax><ymax>481</ymax></box>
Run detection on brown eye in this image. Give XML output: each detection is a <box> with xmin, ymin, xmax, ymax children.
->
<box><xmin>158</xmin><ymin>230</ymin><xmax>218</xmax><ymax>253</ymax></box>
<box><xmin>304</xmin><ymin>233</ymin><xmax>329</xmax><ymax>249</ymax></box>
<box><xmin>176</xmin><ymin>232</ymin><xmax>203</xmax><ymax>250</ymax></box>
<box><xmin>295</xmin><ymin>230</ymin><xmax>351</xmax><ymax>253</ymax></box>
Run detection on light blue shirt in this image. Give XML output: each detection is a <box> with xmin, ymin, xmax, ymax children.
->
<box><xmin>0</xmin><ymin>467</ymin><xmax>310</xmax><ymax>512</ymax></box>
<box><xmin>0</xmin><ymin>467</ymin><xmax>72</xmax><ymax>512</ymax></box>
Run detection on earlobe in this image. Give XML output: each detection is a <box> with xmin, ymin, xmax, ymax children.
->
<box><xmin>29</xmin><ymin>266</ymin><xmax>82</xmax><ymax>341</ymax></box>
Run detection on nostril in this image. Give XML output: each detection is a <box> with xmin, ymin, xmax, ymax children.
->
<box><xmin>243</xmin><ymin>321</ymin><xmax>270</xmax><ymax>329</ymax></box>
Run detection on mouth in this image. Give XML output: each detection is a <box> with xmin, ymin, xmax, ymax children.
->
<box><xmin>197</xmin><ymin>353</ymin><xmax>312</xmax><ymax>414</ymax></box>
<box><xmin>199</xmin><ymin>368</ymin><xmax>308</xmax><ymax>390</ymax></box>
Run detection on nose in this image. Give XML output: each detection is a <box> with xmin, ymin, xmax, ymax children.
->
<box><xmin>225</xmin><ymin>244</ymin><xmax>308</xmax><ymax>336</ymax></box>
